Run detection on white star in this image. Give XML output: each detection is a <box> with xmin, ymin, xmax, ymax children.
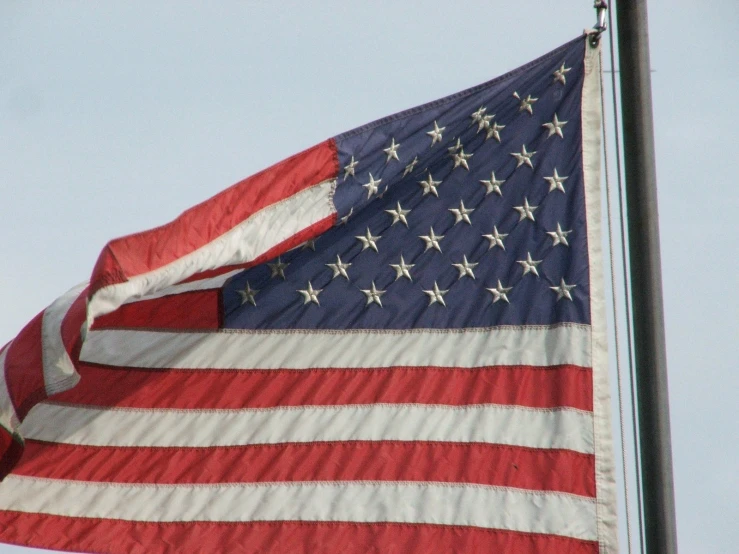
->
<box><xmin>477</xmin><ymin>114</ymin><xmax>493</xmax><ymax>133</ymax></box>
<box><xmin>518</xmin><ymin>252</ymin><xmax>542</xmax><ymax>277</ymax></box>
<box><xmin>301</xmin><ymin>239</ymin><xmax>316</xmax><ymax>251</ymax></box>
<box><xmin>419</xmin><ymin>227</ymin><xmax>444</xmax><ymax>252</ymax></box>
<box><xmin>343</xmin><ymin>156</ymin><xmax>359</xmax><ymax>179</ymax></box>
<box><xmin>514</xmin><ymin>91</ymin><xmax>538</xmax><ymax>115</ymax></box>
<box><xmin>453</xmin><ymin>148</ymin><xmax>473</xmax><ymax>171</ymax></box>
<box><xmin>514</xmin><ymin>197</ymin><xmax>538</xmax><ymax>221</ymax></box>
<box><xmin>385</xmin><ymin>201</ymin><xmax>411</xmax><ymax>227</ymax></box>
<box><xmin>487</xmin><ymin>280</ymin><xmax>513</xmax><ymax>304</ymax></box>
<box><xmin>547</xmin><ymin>223</ymin><xmax>572</xmax><ymax>247</ymax></box>
<box><xmin>452</xmin><ymin>255</ymin><xmax>478</xmax><ymax>280</ymax></box>
<box><xmin>485</xmin><ymin>121</ymin><xmax>505</xmax><ymax>142</ymax></box>
<box><xmin>423</xmin><ymin>281</ymin><xmax>448</xmax><ymax>306</ymax></box>
<box><xmin>390</xmin><ymin>254</ymin><xmax>414</xmax><ymax>281</ymax></box>
<box><xmin>482</xmin><ymin>226</ymin><xmax>508</xmax><ymax>250</ymax></box>
<box><xmin>326</xmin><ymin>254</ymin><xmax>351</xmax><ymax>280</ymax></box>
<box><xmin>470</xmin><ymin>106</ymin><xmax>487</xmax><ymax>127</ymax></box>
<box><xmin>360</xmin><ymin>281</ymin><xmax>385</xmax><ymax>307</ymax></box>
<box><xmin>553</xmin><ymin>62</ymin><xmax>571</xmax><ymax>85</ymax></box>
<box><xmin>449</xmin><ymin>200</ymin><xmax>474</xmax><ymax>225</ymax></box>
<box><xmin>543</xmin><ymin>113</ymin><xmax>568</xmax><ymax>139</ymax></box>
<box><xmin>298</xmin><ymin>281</ymin><xmax>322</xmax><ymax>305</ymax></box>
<box><xmin>544</xmin><ymin>168</ymin><xmax>568</xmax><ymax>193</ymax></box>
<box><xmin>479</xmin><ymin>172</ymin><xmax>505</xmax><ymax>196</ymax></box>
<box><xmin>427</xmin><ymin>120</ymin><xmax>445</xmax><ymax>146</ymax></box>
<box><xmin>267</xmin><ymin>257</ymin><xmax>289</xmax><ymax>279</ymax></box>
<box><xmin>511</xmin><ymin>144</ymin><xmax>536</xmax><ymax>169</ymax></box>
<box><xmin>447</xmin><ymin>138</ymin><xmax>463</xmax><ymax>156</ymax></box>
<box><xmin>362</xmin><ymin>173</ymin><xmax>382</xmax><ymax>198</ymax></box>
<box><xmin>403</xmin><ymin>156</ymin><xmax>419</xmax><ymax>177</ymax></box>
<box><xmin>551</xmin><ymin>278</ymin><xmax>576</xmax><ymax>301</ymax></box>
<box><xmin>237</xmin><ymin>281</ymin><xmax>259</xmax><ymax>306</ymax></box>
<box><xmin>338</xmin><ymin>207</ymin><xmax>353</xmax><ymax>226</ymax></box>
<box><xmin>355</xmin><ymin>227</ymin><xmax>381</xmax><ymax>252</ymax></box>
<box><xmin>383</xmin><ymin>138</ymin><xmax>400</xmax><ymax>163</ymax></box>
<box><xmin>418</xmin><ymin>172</ymin><xmax>441</xmax><ymax>197</ymax></box>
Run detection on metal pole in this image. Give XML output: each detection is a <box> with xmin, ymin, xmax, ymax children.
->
<box><xmin>614</xmin><ymin>1</ymin><xmax>678</xmax><ymax>552</ymax></box>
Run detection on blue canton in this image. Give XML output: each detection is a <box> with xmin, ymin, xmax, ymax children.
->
<box><xmin>224</xmin><ymin>37</ymin><xmax>590</xmax><ymax>330</ymax></box>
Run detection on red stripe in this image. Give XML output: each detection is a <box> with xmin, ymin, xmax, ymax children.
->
<box><xmin>15</xmin><ymin>440</ymin><xmax>595</xmax><ymax>496</ymax></box>
<box><xmin>0</xmin><ymin>514</ymin><xmax>599</xmax><ymax>554</ymax></box>
<box><xmin>3</xmin><ymin>312</ymin><xmax>46</xmax><ymax>420</ymax></box>
<box><xmin>55</xmin><ymin>364</ymin><xmax>593</xmax><ymax>411</ymax></box>
<box><xmin>0</xmin><ymin>427</ymin><xmax>24</xmax><ymax>481</ymax></box>
<box><xmin>94</xmin><ymin>290</ymin><xmax>221</xmax><ymax>330</ymax></box>
<box><xmin>90</xmin><ymin>140</ymin><xmax>338</xmax><ymax>294</ymax></box>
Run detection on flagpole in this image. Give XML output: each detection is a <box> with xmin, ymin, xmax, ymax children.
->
<box><xmin>614</xmin><ymin>1</ymin><xmax>678</xmax><ymax>552</ymax></box>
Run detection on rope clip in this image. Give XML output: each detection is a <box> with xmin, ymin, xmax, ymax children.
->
<box><xmin>591</xmin><ymin>1</ymin><xmax>608</xmax><ymax>45</ymax></box>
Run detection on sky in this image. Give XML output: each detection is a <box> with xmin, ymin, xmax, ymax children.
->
<box><xmin>1</xmin><ymin>1</ymin><xmax>737</xmax><ymax>552</ymax></box>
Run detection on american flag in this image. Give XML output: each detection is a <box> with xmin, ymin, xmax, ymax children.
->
<box><xmin>0</xmin><ymin>35</ymin><xmax>617</xmax><ymax>553</ymax></box>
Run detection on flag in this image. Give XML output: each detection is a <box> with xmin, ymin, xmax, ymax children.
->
<box><xmin>0</xmin><ymin>34</ymin><xmax>617</xmax><ymax>553</ymax></box>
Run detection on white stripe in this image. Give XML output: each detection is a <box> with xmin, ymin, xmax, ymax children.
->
<box><xmin>41</xmin><ymin>282</ymin><xmax>86</xmax><ymax>396</ymax></box>
<box><xmin>0</xmin><ymin>476</ymin><xmax>598</xmax><ymax>540</ymax></box>
<box><xmin>21</xmin><ymin>402</ymin><xmax>594</xmax><ymax>453</ymax></box>
<box><xmin>87</xmin><ymin>178</ymin><xmax>336</xmax><ymax>322</ymax></box>
<box><xmin>0</xmin><ymin>345</ymin><xmax>20</xmax><ymax>434</ymax></box>
<box><xmin>80</xmin><ymin>324</ymin><xmax>591</xmax><ymax>370</ymax></box>
<box><xmin>122</xmin><ymin>269</ymin><xmax>242</xmax><ymax>304</ymax></box>
<box><xmin>582</xmin><ymin>38</ymin><xmax>618</xmax><ymax>553</ymax></box>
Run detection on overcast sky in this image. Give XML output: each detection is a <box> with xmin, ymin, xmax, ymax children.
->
<box><xmin>1</xmin><ymin>2</ymin><xmax>737</xmax><ymax>553</ymax></box>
